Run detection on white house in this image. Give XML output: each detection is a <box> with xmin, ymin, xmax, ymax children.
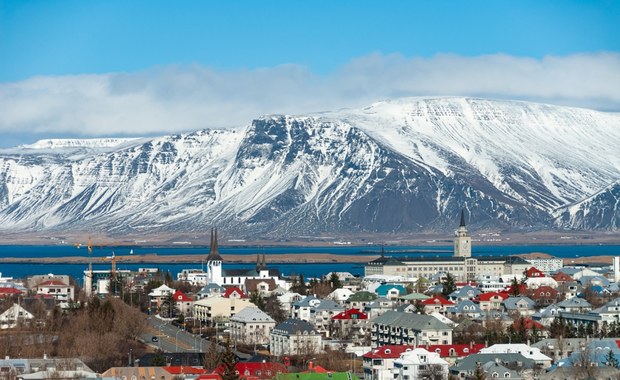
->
<box><xmin>34</xmin><ymin>280</ymin><xmax>75</xmax><ymax>302</ymax></box>
<box><xmin>229</xmin><ymin>307</ymin><xmax>276</xmax><ymax>346</ymax></box>
<box><xmin>0</xmin><ymin>304</ymin><xmax>34</xmax><ymax>329</ymax></box>
<box><xmin>391</xmin><ymin>348</ymin><xmax>449</xmax><ymax>380</ymax></box>
<box><xmin>270</xmin><ymin>318</ymin><xmax>322</xmax><ymax>356</ymax></box>
<box><xmin>479</xmin><ymin>343</ymin><xmax>553</xmax><ymax>368</ymax></box>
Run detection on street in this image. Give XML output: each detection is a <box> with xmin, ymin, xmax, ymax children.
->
<box><xmin>144</xmin><ymin>316</ymin><xmax>210</xmax><ymax>353</ymax></box>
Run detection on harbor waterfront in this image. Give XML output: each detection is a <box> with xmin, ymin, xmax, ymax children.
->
<box><xmin>0</xmin><ymin>244</ymin><xmax>619</xmax><ymax>281</ymax></box>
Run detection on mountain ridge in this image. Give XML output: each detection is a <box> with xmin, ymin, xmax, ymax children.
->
<box><xmin>1</xmin><ymin>97</ymin><xmax>619</xmax><ymax>238</ymax></box>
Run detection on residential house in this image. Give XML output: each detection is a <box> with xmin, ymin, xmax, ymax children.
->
<box><xmin>33</xmin><ymin>280</ymin><xmax>74</xmax><ymax>302</ymax></box>
<box><xmin>328</xmin><ymin>288</ymin><xmax>354</xmax><ymax>305</ymax></box>
<box><xmin>421</xmin><ymin>296</ymin><xmax>455</xmax><ymax>315</ymax></box>
<box><xmin>277</xmin><ymin>292</ymin><xmax>304</xmax><ymax>314</ymax></box>
<box><xmin>477</xmin><ymin>291</ymin><xmax>508</xmax><ymax>311</ymax></box>
<box><xmin>173</xmin><ymin>289</ymin><xmax>194</xmax><ymax>316</ymax></box>
<box><xmin>415</xmin><ymin>343</ymin><xmax>486</xmax><ymax>363</ymax></box>
<box><xmin>269</xmin><ymin>318</ymin><xmax>322</xmax><ymax>356</ymax></box>
<box><xmin>449</xmin><ymin>353</ymin><xmax>535</xmax><ymax>379</ymax></box>
<box><xmin>362</xmin><ymin>345</ymin><xmax>414</xmax><ymax>380</ymax></box>
<box><xmin>557</xmin><ymin>281</ymin><xmax>581</xmax><ymax>300</ymax></box>
<box><xmin>364</xmin><ymin>297</ymin><xmax>395</xmax><ymax>319</ymax></box>
<box><xmin>0</xmin><ymin>304</ymin><xmax>34</xmax><ymax>329</ymax></box>
<box><xmin>346</xmin><ymin>291</ymin><xmax>378</xmax><ymax>309</ymax></box>
<box><xmin>330</xmin><ymin>308</ymin><xmax>368</xmax><ymax>343</ymax></box>
<box><xmin>149</xmin><ymin>284</ymin><xmax>176</xmax><ymax>314</ymax></box>
<box><xmin>532</xmin><ymin>304</ymin><xmax>562</xmax><ymax>327</ymax></box>
<box><xmin>481</xmin><ymin>361</ymin><xmax>521</xmax><ymax>380</ymax></box>
<box><xmin>529</xmin><ymin>286</ymin><xmax>559</xmax><ymax>306</ymax></box>
<box><xmin>197</xmin><ymin>283</ymin><xmax>226</xmax><ymax>299</ymax></box>
<box><xmin>193</xmin><ymin>296</ymin><xmax>253</xmax><ymax>328</ymax></box>
<box><xmin>223</xmin><ymin>287</ymin><xmax>247</xmax><ymax>299</ymax></box>
<box><xmin>391</xmin><ymin>348</ymin><xmax>449</xmax><ymax>380</ymax></box>
<box><xmin>245</xmin><ymin>278</ymin><xmax>277</xmax><ymax>296</ymax></box>
<box><xmin>375</xmin><ymin>284</ymin><xmax>406</xmax><ymax>300</ymax></box>
<box><xmin>557</xmin><ymin>296</ymin><xmax>592</xmax><ymax>313</ymax></box>
<box><xmin>551</xmin><ymin>271</ymin><xmax>574</xmax><ymax>285</ymax></box>
<box><xmin>480</xmin><ymin>343</ymin><xmax>553</xmax><ymax>368</ymax></box>
<box><xmin>448</xmin><ymin>285</ymin><xmax>481</xmax><ymax>303</ymax></box>
<box><xmin>502</xmin><ymin>296</ymin><xmax>536</xmax><ymax>316</ymax></box>
<box><xmin>371</xmin><ymin>310</ymin><xmax>452</xmax><ymax>348</ymax></box>
<box><xmin>229</xmin><ymin>306</ymin><xmax>276</xmax><ymax>346</ymax></box>
<box><xmin>446</xmin><ymin>299</ymin><xmax>483</xmax><ymax>319</ymax></box>
<box><xmin>592</xmin><ymin>297</ymin><xmax>620</xmax><ymax>324</ymax></box>
<box><xmin>309</xmin><ymin>299</ymin><xmax>344</xmax><ymax>337</ymax></box>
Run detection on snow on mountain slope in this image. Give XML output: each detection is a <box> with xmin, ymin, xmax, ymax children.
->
<box><xmin>0</xmin><ymin>97</ymin><xmax>619</xmax><ymax>238</ymax></box>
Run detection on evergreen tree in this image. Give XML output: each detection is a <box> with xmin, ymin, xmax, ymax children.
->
<box><xmin>441</xmin><ymin>273</ymin><xmax>457</xmax><ymax>298</ymax></box>
<box><xmin>510</xmin><ymin>277</ymin><xmax>521</xmax><ymax>296</ymax></box>
<box><xmin>607</xmin><ymin>349</ymin><xmax>619</xmax><ymax>368</ymax></box>
<box><xmin>329</xmin><ymin>272</ymin><xmax>342</xmax><ymax>290</ymax></box>
<box><xmin>250</xmin><ymin>291</ymin><xmax>266</xmax><ymax>311</ymax></box>
<box><xmin>221</xmin><ymin>341</ymin><xmax>240</xmax><ymax>380</ymax></box>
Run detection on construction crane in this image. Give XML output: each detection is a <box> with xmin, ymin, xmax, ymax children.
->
<box><xmin>76</xmin><ymin>238</ymin><xmax>133</xmax><ymax>297</ymax></box>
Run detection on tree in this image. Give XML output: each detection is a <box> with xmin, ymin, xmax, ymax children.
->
<box><xmin>510</xmin><ymin>277</ymin><xmax>521</xmax><ymax>296</ymax></box>
<box><xmin>250</xmin><ymin>291</ymin><xmax>266</xmax><ymax>310</ymax></box>
<box><xmin>329</xmin><ymin>272</ymin><xmax>342</xmax><ymax>290</ymax></box>
<box><xmin>220</xmin><ymin>341</ymin><xmax>240</xmax><ymax>380</ymax></box>
<box><xmin>202</xmin><ymin>341</ymin><xmax>224</xmax><ymax>371</ymax></box>
<box><xmin>608</xmin><ymin>349</ymin><xmax>619</xmax><ymax>369</ymax></box>
<box><xmin>264</xmin><ymin>294</ymin><xmax>287</xmax><ymax>323</ymax></box>
<box><xmin>441</xmin><ymin>273</ymin><xmax>457</xmax><ymax>298</ymax></box>
<box><xmin>473</xmin><ymin>362</ymin><xmax>486</xmax><ymax>380</ymax></box>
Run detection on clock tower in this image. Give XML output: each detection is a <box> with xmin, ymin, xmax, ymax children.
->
<box><xmin>454</xmin><ymin>209</ymin><xmax>471</xmax><ymax>257</ymax></box>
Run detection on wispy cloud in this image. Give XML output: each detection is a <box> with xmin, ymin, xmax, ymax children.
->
<box><xmin>1</xmin><ymin>52</ymin><xmax>619</xmax><ymax>145</ymax></box>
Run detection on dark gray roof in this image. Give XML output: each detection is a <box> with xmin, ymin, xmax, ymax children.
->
<box><xmin>450</xmin><ymin>353</ymin><xmax>535</xmax><ymax>373</ymax></box>
<box><xmin>272</xmin><ymin>318</ymin><xmax>317</xmax><ymax>335</ymax></box>
<box><xmin>372</xmin><ymin>310</ymin><xmax>451</xmax><ymax>331</ymax></box>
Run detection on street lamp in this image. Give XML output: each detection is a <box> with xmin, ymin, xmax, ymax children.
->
<box><xmin>175</xmin><ymin>329</ymin><xmax>183</xmax><ymax>352</ymax></box>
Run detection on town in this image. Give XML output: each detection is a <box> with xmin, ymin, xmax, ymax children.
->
<box><xmin>1</xmin><ymin>217</ymin><xmax>620</xmax><ymax>380</ymax></box>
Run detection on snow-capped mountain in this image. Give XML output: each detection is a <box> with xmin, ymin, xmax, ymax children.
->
<box><xmin>1</xmin><ymin>97</ymin><xmax>619</xmax><ymax>238</ymax></box>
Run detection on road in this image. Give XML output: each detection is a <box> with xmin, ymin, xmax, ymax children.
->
<box><xmin>144</xmin><ymin>316</ymin><xmax>211</xmax><ymax>353</ymax></box>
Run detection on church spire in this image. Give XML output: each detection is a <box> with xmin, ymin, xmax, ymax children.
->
<box><xmin>460</xmin><ymin>209</ymin><xmax>466</xmax><ymax>227</ymax></box>
<box><xmin>207</xmin><ymin>227</ymin><xmax>223</xmax><ymax>262</ymax></box>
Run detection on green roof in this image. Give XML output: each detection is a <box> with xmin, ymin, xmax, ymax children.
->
<box><xmin>348</xmin><ymin>291</ymin><xmax>378</xmax><ymax>302</ymax></box>
<box><xmin>398</xmin><ymin>292</ymin><xmax>430</xmax><ymax>300</ymax></box>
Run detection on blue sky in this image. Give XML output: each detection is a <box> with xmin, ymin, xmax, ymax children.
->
<box><xmin>0</xmin><ymin>0</ymin><xmax>619</xmax><ymax>146</ymax></box>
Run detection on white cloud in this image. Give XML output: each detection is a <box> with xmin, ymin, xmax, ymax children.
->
<box><xmin>1</xmin><ymin>52</ymin><xmax>619</xmax><ymax>145</ymax></box>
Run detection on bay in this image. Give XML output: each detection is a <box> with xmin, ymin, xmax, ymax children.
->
<box><xmin>0</xmin><ymin>244</ymin><xmax>618</xmax><ymax>282</ymax></box>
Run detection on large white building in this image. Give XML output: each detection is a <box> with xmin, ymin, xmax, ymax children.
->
<box><xmin>200</xmin><ymin>228</ymin><xmax>287</xmax><ymax>290</ymax></box>
<box><xmin>365</xmin><ymin>211</ymin><xmax>530</xmax><ymax>281</ymax></box>
<box><xmin>269</xmin><ymin>319</ymin><xmax>322</xmax><ymax>356</ymax></box>
<box><xmin>229</xmin><ymin>307</ymin><xmax>276</xmax><ymax>346</ymax></box>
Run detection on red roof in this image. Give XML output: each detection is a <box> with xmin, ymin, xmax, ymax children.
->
<box><xmin>416</xmin><ymin>343</ymin><xmax>486</xmax><ymax>357</ymax></box>
<box><xmin>552</xmin><ymin>272</ymin><xmax>574</xmax><ymax>282</ymax></box>
<box><xmin>525</xmin><ymin>267</ymin><xmax>545</xmax><ymax>278</ymax></box>
<box><xmin>164</xmin><ymin>366</ymin><xmax>208</xmax><ymax>375</ymax></box>
<box><xmin>0</xmin><ymin>287</ymin><xmax>23</xmax><ymax>295</ymax></box>
<box><xmin>173</xmin><ymin>289</ymin><xmax>193</xmax><ymax>302</ymax></box>
<box><xmin>363</xmin><ymin>345</ymin><xmax>414</xmax><ymax>359</ymax></box>
<box><xmin>513</xmin><ymin>318</ymin><xmax>545</xmax><ymax>330</ymax></box>
<box><xmin>204</xmin><ymin>362</ymin><xmax>287</xmax><ymax>380</ymax></box>
<box><xmin>477</xmin><ymin>291</ymin><xmax>509</xmax><ymax>302</ymax></box>
<box><xmin>223</xmin><ymin>287</ymin><xmax>247</xmax><ymax>299</ymax></box>
<box><xmin>37</xmin><ymin>280</ymin><xmax>69</xmax><ymax>287</ymax></box>
<box><xmin>421</xmin><ymin>296</ymin><xmax>454</xmax><ymax>306</ymax></box>
<box><xmin>332</xmin><ymin>308</ymin><xmax>368</xmax><ymax>320</ymax></box>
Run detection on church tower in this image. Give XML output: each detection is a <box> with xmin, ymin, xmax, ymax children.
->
<box><xmin>206</xmin><ymin>227</ymin><xmax>223</xmax><ymax>284</ymax></box>
<box><xmin>454</xmin><ymin>210</ymin><xmax>471</xmax><ymax>257</ymax></box>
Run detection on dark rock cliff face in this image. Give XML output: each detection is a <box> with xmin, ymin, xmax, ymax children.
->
<box><xmin>0</xmin><ymin>98</ymin><xmax>619</xmax><ymax>238</ymax></box>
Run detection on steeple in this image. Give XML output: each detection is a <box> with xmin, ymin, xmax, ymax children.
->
<box><xmin>206</xmin><ymin>227</ymin><xmax>223</xmax><ymax>262</ymax></box>
<box><xmin>460</xmin><ymin>209</ymin><xmax>466</xmax><ymax>227</ymax></box>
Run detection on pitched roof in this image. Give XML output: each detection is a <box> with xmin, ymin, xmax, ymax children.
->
<box><xmin>173</xmin><ymin>289</ymin><xmax>193</xmax><ymax>302</ymax></box>
<box><xmin>421</xmin><ymin>296</ymin><xmax>455</xmax><ymax>306</ymax></box>
<box><xmin>363</xmin><ymin>345</ymin><xmax>414</xmax><ymax>359</ymax></box>
<box><xmin>272</xmin><ymin>318</ymin><xmax>318</xmax><ymax>335</ymax></box>
<box><xmin>230</xmin><ymin>307</ymin><xmax>275</xmax><ymax>323</ymax></box>
<box><xmin>223</xmin><ymin>287</ymin><xmax>247</xmax><ymax>298</ymax></box>
<box><xmin>372</xmin><ymin>310</ymin><xmax>452</xmax><ymax>331</ymax></box>
<box><xmin>477</xmin><ymin>291</ymin><xmax>509</xmax><ymax>302</ymax></box>
<box><xmin>36</xmin><ymin>280</ymin><xmax>69</xmax><ymax>287</ymax></box>
<box><xmin>416</xmin><ymin>343</ymin><xmax>486</xmax><ymax>358</ymax></box>
<box><xmin>332</xmin><ymin>308</ymin><xmax>368</xmax><ymax>320</ymax></box>
<box><xmin>348</xmin><ymin>291</ymin><xmax>378</xmax><ymax>302</ymax></box>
